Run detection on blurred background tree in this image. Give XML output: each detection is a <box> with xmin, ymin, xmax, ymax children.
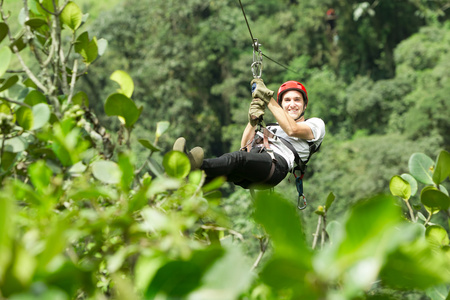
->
<box><xmin>75</xmin><ymin>0</ymin><xmax>450</xmax><ymax>232</ymax></box>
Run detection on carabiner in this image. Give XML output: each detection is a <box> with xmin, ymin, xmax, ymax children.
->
<box><xmin>251</xmin><ymin>38</ymin><xmax>263</xmax><ymax>78</ymax></box>
<box><xmin>297</xmin><ymin>194</ymin><xmax>307</xmax><ymax>210</ymax></box>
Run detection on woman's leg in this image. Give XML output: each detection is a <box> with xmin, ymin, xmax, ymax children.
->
<box><xmin>201</xmin><ymin>150</ymin><xmax>288</xmax><ymax>188</ymax></box>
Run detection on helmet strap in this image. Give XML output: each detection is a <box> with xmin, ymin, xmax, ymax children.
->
<box><xmin>295</xmin><ymin>108</ymin><xmax>306</xmax><ymax>121</ymax></box>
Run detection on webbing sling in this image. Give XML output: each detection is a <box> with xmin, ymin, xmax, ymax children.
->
<box><xmin>265</xmin><ymin>123</ymin><xmax>322</xmax><ymax>209</ymax></box>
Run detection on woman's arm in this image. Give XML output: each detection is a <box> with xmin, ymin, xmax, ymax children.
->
<box><xmin>241</xmin><ymin>122</ymin><xmax>256</xmax><ymax>150</ymax></box>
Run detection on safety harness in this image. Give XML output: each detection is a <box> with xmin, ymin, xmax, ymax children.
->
<box><xmin>250</xmin><ymin>122</ymin><xmax>321</xmax><ymax>210</ymax></box>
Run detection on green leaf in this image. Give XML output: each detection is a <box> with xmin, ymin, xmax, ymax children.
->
<box><xmin>44</xmin><ymin>261</ymin><xmax>94</xmax><ymax>297</ymax></box>
<box><xmin>189</xmin><ymin>170</ymin><xmax>203</xmax><ymax>186</ymax></box>
<box><xmin>202</xmin><ymin>177</ymin><xmax>225</xmax><ymax>193</ymax></box>
<box><xmin>187</xmin><ymin>246</ymin><xmax>253</xmax><ymax>300</ymax></box>
<box><xmin>140</xmin><ymin>207</ymin><xmax>169</xmax><ymax>232</ymax></box>
<box><xmin>0</xmin><ymin>102</ymin><xmax>9</xmax><ymax>114</ymax></box>
<box><xmin>24</xmin><ymin>17</ymin><xmax>47</xmax><ymax>30</ymax></box>
<box><xmin>421</xmin><ymin>186</ymin><xmax>450</xmax><ymax>211</ymax></box>
<box><xmin>426</xmin><ymin>285</ymin><xmax>449</xmax><ymax>300</ymax></box>
<box><xmin>107</xmin><ymin>247</ymin><xmax>129</xmax><ymax>273</ymax></box>
<box><xmin>60</xmin><ymin>1</ymin><xmax>82</xmax><ymax>31</ymax></box>
<box><xmin>92</xmin><ymin>160</ymin><xmax>122</xmax><ymax>184</ymax></box>
<box><xmin>72</xmin><ymin>91</ymin><xmax>89</xmax><ymax>107</ymax></box>
<box><xmin>16</xmin><ymin>106</ymin><xmax>33</xmax><ymax>130</ymax></box>
<box><xmin>0</xmin><ymin>46</ymin><xmax>12</xmax><ymax>77</ymax></box>
<box><xmin>0</xmin><ymin>22</ymin><xmax>8</xmax><ymax>44</ymax></box>
<box><xmin>156</xmin><ymin>121</ymin><xmax>170</xmax><ymax>139</ymax></box>
<box><xmin>118</xmin><ymin>152</ymin><xmax>134</xmax><ymax>191</ymax></box>
<box><xmin>104</xmin><ymin>93</ymin><xmax>142</xmax><ymax>128</ymax></box>
<box><xmin>69</xmin><ymin>186</ymin><xmax>117</xmax><ymax>201</ymax></box>
<box><xmin>259</xmin><ymin>257</ymin><xmax>316</xmax><ymax>297</ymax></box>
<box><xmin>23</xmin><ymin>78</ymin><xmax>38</xmax><ymax>89</ymax></box>
<box><xmin>50</xmin><ymin>123</ymin><xmax>88</xmax><ymax>167</ymax></box>
<box><xmin>9</xmin><ymin>31</ymin><xmax>26</xmax><ymax>53</ymax></box>
<box><xmin>163</xmin><ymin>151</ymin><xmax>190</xmax><ymax>179</ymax></box>
<box><xmin>389</xmin><ymin>175</ymin><xmax>411</xmax><ymax>201</ymax></box>
<box><xmin>146</xmin><ymin>248</ymin><xmax>224</xmax><ymax>299</ymax></box>
<box><xmin>425</xmin><ymin>225</ymin><xmax>450</xmax><ymax>252</ymax></box>
<box><xmin>441</xmin><ymin>185</ymin><xmax>449</xmax><ymax>196</ymax></box>
<box><xmin>39</xmin><ymin>223</ymin><xmax>69</xmax><ymax>269</ymax></box>
<box><xmin>379</xmin><ymin>238</ymin><xmax>450</xmax><ymax>289</ymax></box>
<box><xmin>146</xmin><ymin>177</ymin><xmax>181</xmax><ymax>197</ymax></box>
<box><xmin>9</xmin><ymin>288</ymin><xmax>69</xmax><ymax>300</ymax></box>
<box><xmin>138</xmin><ymin>139</ymin><xmax>161</xmax><ymax>152</ymax></box>
<box><xmin>0</xmin><ymin>75</ymin><xmax>19</xmax><ymax>92</ymax></box>
<box><xmin>97</xmin><ymin>38</ymin><xmax>108</xmax><ymax>57</ymax></box>
<box><xmin>253</xmin><ymin>191</ymin><xmax>311</xmax><ymax>262</ymax></box>
<box><xmin>18</xmin><ymin>8</ymin><xmax>26</xmax><ymax>26</ymax></box>
<box><xmin>36</xmin><ymin>0</ymin><xmax>58</xmax><ymax>15</ymax></box>
<box><xmin>326</xmin><ymin>220</ymin><xmax>344</xmax><ymax>246</ymax></box>
<box><xmin>325</xmin><ymin>192</ymin><xmax>335</xmax><ymax>210</ymax></box>
<box><xmin>11</xmin><ymin>179</ymin><xmax>42</xmax><ymax>206</ymax></box>
<box><xmin>28</xmin><ymin>160</ymin><xmax>52</xmax><ymax>194</ymax></box>
<box><xmin>134</xmin><ymin>252</ymin><xmax>165</xmax><ymax>293</ymax></box>
<box><xmin>110</xmin><ymin>70</ymin><xmax>134</xmax><ymax>98</ymax></box>
<box><xmin>336</xmin><ymin>196</ymin><xmax>403</xmax><ymax>262</ymax></box>
<box><xmin>0</xmin><ymin>193</ymin><xmax>13</xmax><ymax>282</ymax></box>
<box><xmin>3</xmin><ymin>136</ymin><xmax>28</xmax><ymax>153</ymax></box>
<box><xmin>409</xmin><ymin>153</ymin><xmax>434</xmax><ymax>185</ymax></box>
<box><xmin>10</xmin><ymin>244</ymin><xmax>37</xmax><ymax>288</ymax></box>
<box><xmin>24</xmin><ymin>90</ymin><xmax>46</xmax><ymax>106</ymax></box>
<box><xmin>0</xmin><ymin>151</ymin><xmax>17</xmax><ymax>172</ymax></box>
<box><xmin>74</xmin><ymin>31</ymin><xmax>98</xmax><ymax>65</ymax></box>
<box><xmin>400</xmin><ymin>173</ymin><xmax>418</xmax><ymax>196</ymax></box>
<box><xmin>31</xmin><ymin>103</ymin><xmax>50</xmax><ymax>130</ymax></box>
<box><xmin>433</xmin><ymin>150</ymin><xmax>450</xmax><ymax>185</ymax></box>
<box><xmin>67</xmin><ymin>161</ymin><xmax>87</xmax><ymax>176</ymax></box>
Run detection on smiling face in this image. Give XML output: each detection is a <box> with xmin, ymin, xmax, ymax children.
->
<box><xmin>281</xmin><ymin>90</ymin><xmax>306</xmax><ymax>120</ymax></box>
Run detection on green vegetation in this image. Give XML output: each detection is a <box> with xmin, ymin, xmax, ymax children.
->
<box><xmin>0</xmin><ymin>0</ymin><xmax>449</xmax><ymax>299</ymax></box>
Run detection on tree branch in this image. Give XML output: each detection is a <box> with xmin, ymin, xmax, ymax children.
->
<box><xmin>12</xmin><ymin>45</ymin><xmax>48</xmax><ymax>94</ymax></box>
<box><xmin>52</xmin><ymin>0</ymin><xmax>69</xmax><ymax>95</ymax></box>
<box><xmin>424</xmin><ymin>211</ymin><xmax>432</xmax><ymax>227</ymax></box>
<box><xmin>252</xmin><ymin>237</ymin><xmax>269</xmax><ymax>271</ymax></box>
<box><xmin>58</xmin><ymin>0</ymin><xmax>71</xmax><ymax>14</ymax></box>
<box><xmin>67</xmin><ymin>59</ymin><xmax>78</xmax><ymax>105</ymax></box>
<box><xmin>405</xmin><ymin>200</ymin><xmax>416</xmax><ymax>222</ymax></box>
<box><xmin>312</xmin><ymin>215</ymin><xmax>322</xmax><ymax>250</ymax></box>
<box><xmin>37</xmin><ymin>1</ymin><xmax>56</xmax><ymax>15</ymax></box>
<box><xmin>0</xmin><ymin>97</ymin><xmax>32</xmax><ymax>109</ymax></box>
<box><xmin>200</xmin><ymin>225</ymin><xmax>244</xmax><ymax>242</ymax></box>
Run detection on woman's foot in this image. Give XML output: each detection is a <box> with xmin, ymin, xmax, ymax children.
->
<box><xmin>173</xmin><ymin>137</ymin><xmax>204</xmax><ymax>170</ymax></box>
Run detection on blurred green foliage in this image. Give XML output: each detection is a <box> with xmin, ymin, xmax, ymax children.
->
<box><xmin>1</xmin><ymin>0</ymin><xmax>450</xmax><ymax>299</ymax></box>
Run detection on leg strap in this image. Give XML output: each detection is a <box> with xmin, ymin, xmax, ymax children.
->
<box><xmin>262</xmin><ymin>159</ymin><xmax>276</xmax><ymax>183</ymax></box>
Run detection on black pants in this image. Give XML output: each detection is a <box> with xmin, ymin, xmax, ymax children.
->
<box><xmin>201</xmin><ymin>147</ymin><xmax>289</xmax><ymax>189</ymax></box>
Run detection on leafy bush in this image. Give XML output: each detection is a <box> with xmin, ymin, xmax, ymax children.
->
<box><xmin>1</xmin><ymin>1</ymin><xmax>450</xmax><ymax>300</ymax></box>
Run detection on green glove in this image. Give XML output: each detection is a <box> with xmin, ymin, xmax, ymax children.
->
<box><xmin>251</xmin><ymin>78</ymin><xmax>274</xmax><ymax>104</ymax></box>
<box><xmin>248</xmin><ymin>98</ymin><xmax>266</xmax><ymax>127</ymax></box>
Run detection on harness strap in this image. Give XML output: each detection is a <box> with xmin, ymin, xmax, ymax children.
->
<box><xmin>262</xmin><ymin>159</ymin><xmax>276</xmax><ymax>183</ymax></box>
<box><xmin>262</xmin><ymin>128</ymin><xmax>271</xmax><ymax>151</ymax></box>
<box><xmin>255</xmin><ymin>123</ymin><xmax>322</xmax><ymax>210</ymax></box>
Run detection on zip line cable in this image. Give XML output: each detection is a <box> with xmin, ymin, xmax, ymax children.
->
<box><xmin>237</xmin><ymin>0</ymin><xmax>301</xmax><ymax>76</ymax></box>
<box><xmin>262</xmin><ymin>53</ymin><xmax>300</xmax><ymax>75</ymax></box>
<box><xmin>237</xmin><ymin>0</ymin><xmax>256</xmax><ymax>48</ymax></box>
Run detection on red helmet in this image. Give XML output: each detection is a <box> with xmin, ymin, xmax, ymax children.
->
<box><xmin>277</xmin><ymin>81</ymin><xmax>308</xmax><ymax>106</ymax></box>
